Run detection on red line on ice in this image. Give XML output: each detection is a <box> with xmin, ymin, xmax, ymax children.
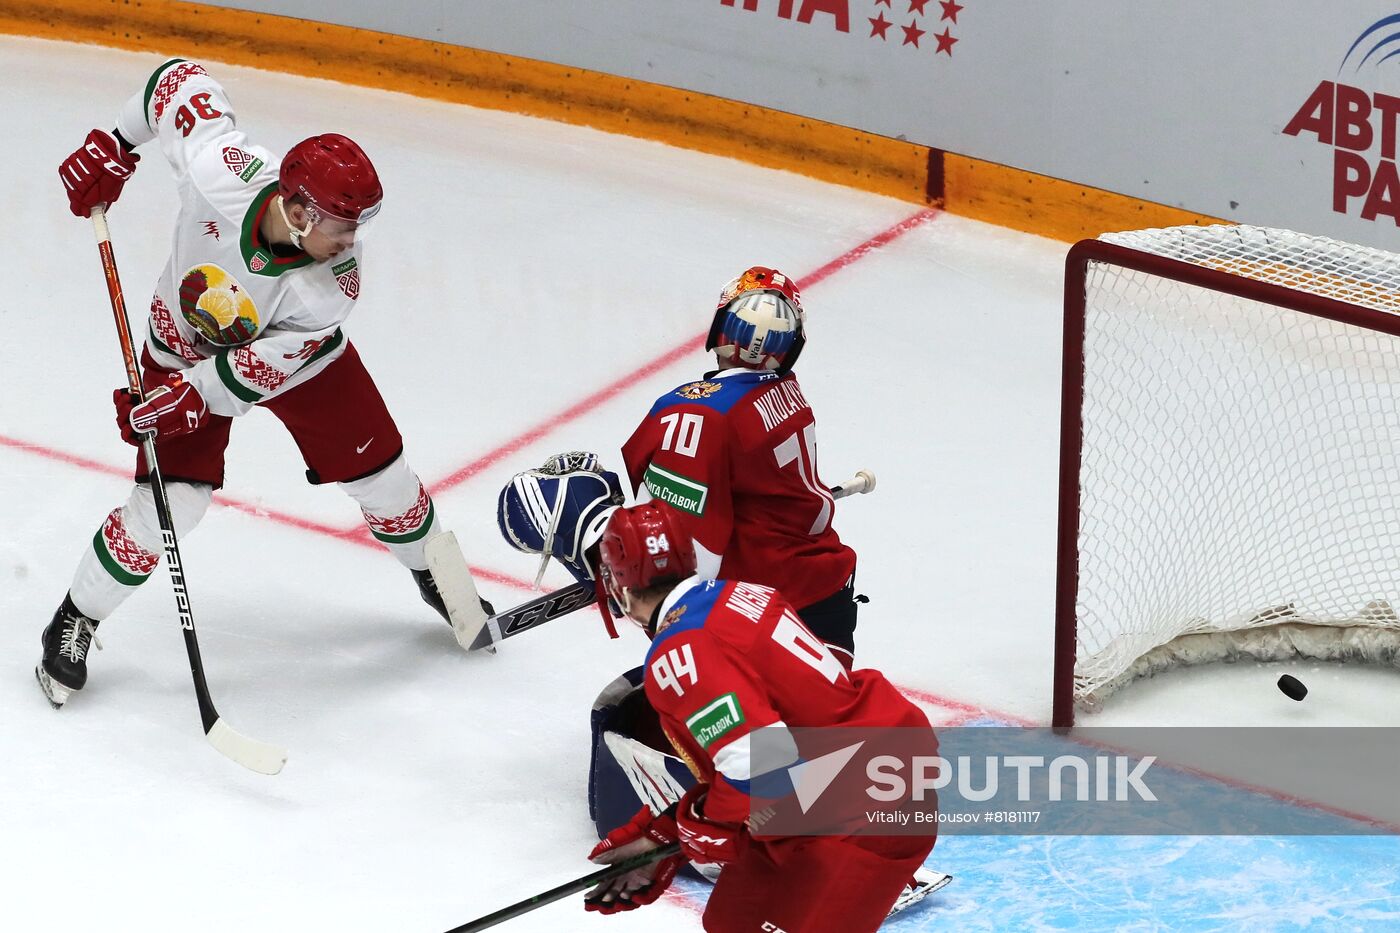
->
<box><xmin>0</xmin><ymin>435</ymin><xmax>532</xmax><ymax>588</ymax></box>
<box><xmin>10</xmin><ymin>206</ymin><xmax>1398</xmax><ymax>828</ymax></box>
<box><xmin>4</xmin><ymin>208</ymin><xmax>940</xmax><ymax>594</ymax></box>
<box><xmin>420</xmin><ymin>207</ymin><xmax>942</xmax><ymax>503</ymax></box>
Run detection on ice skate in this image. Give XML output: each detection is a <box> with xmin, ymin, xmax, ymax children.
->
<box><xmin>888</xmin><ymin>866</ymin><xmax>953</xmax><ymax>918</ymax></box>
<box><xmin>413</xmin><ymin>567</ymin><xmax>495</xmax><ymax>628</ymax></box>
<box><xmin>36</xmin><ymin>593</ymin><xmax>102</xmax><ymax>709</ymax></box>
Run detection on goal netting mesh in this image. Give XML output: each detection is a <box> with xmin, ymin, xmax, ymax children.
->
<box><xmin>1070</xmin><ymin>224</ymin><xmax>1400</xmax><ymax>711</ymax></box>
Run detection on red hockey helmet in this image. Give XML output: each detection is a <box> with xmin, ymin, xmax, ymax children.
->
<box><xmin>599</xmin><ymin>502</ymin><xmax>697</xmax><ymax>597</ymax></box>
<box><xmin>705</xmin><ymin>266</ymin><xmax>807</xmax><ymax>372</ymax></box>
<box><xmin>279</xmin><ymin>133</ymin><xmax>383</xmax><ymax>224</ymax></box>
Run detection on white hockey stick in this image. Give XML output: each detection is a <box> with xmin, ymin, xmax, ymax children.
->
<box><xmin>424</xmin><ymin>532</ymin><xmax>493</xmax><ymax>651</ymax></box>
<box><xmin>830</xmin><ymin>469</ymin><xmax>876</xmax><ymax>499</ymax></box>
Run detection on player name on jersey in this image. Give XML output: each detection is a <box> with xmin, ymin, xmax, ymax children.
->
<box><xmin>726</xmin><ymin>581</ymin><xmax>775</xmax><ymax>623</ymax></box>
<box><xmin>752</xmin><ymin>378</ymin><xmax>811</xmax><ymax>433</ymax></box>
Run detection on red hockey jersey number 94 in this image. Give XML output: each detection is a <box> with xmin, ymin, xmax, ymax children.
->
<box><xmin>622</xmin><ymin>369</ymin><xmax>856</xmax><ymax>610</ymax></box>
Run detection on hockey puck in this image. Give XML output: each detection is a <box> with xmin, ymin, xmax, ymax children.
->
<box><xmin>1277</xmin><ymin>673</ymin><xmax>1308</xmax><ymax>701</ymax></box>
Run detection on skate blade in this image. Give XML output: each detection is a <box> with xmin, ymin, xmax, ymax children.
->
<box><xmin>35</xmin><ymin>665</ymin><xmax>73</xmax><ymax>709</ymax></box>
<box><xmin>887</xmin><ymin>869</ymin><xmax>953</xmax><ymax>917</ymax></box>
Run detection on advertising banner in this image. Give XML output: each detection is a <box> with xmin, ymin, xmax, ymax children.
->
<box><xmin>203</xmin><ymin>2</ymin><xmax>1400</xmax><ymax>249</ymax></box>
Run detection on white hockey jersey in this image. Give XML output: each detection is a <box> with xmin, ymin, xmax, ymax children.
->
<box><xmin>114</xmin><ymin>59</ymin><xmax>359</xmax><ymax>417</ymax></box>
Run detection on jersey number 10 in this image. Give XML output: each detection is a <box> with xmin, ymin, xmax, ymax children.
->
<box><xmin>774</xmin><ymin>423</ymin><xmax>835</xmax><ymax>536</ymax></box>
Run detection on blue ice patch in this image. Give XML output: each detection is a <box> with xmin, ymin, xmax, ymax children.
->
<box><xmin>665</xmin><ymin>716</ymin><xmax>1400</xmax><ymax>930</ymax></box>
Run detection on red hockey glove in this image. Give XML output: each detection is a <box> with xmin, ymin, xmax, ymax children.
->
<box><xmin>59</xmin><ymin>129</ymin><xmax>139</xmax><ymax>218</ymax></box>
<box><xmin>114</xmin><ymin>374</ymin><xmax>208</xmax><ymax>445</ymax></box>
<box><xmin>675</xmin><ymin>784</ymin><xmax>747</xmax><ymax>865</ymax></box>
<box><xmin>584</xmin><ymin>804</ymin><xmax>683</xmax><ymax>914</ymax></box>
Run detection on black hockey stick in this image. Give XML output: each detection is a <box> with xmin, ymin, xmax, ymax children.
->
<box><xmin>90</xmin><ymin>208</ymin><xmax>286</xmax><ymax>775</ymax></box>
<box><xmin>467</xmin><ymin>579</ymin><xmax>598</xmax><ymax>651</ymax></box>
<box><xmin>470</xmin><ymin>470</ymin><xmax>878</xmax><ymax>652</ymax></box>
<box><xmin>444</xmin><ymin>843</ymin><xmax>682</xmax><ymax>932</ymax></box>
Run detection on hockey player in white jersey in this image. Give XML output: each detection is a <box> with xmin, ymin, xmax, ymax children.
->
<box><xmin>40</xmin><ymin>58</ymin><xmax>485</xmax><ymax>708</ymax></box>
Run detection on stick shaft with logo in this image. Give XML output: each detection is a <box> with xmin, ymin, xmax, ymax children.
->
<box><xmin>90</xmin><ymin>206</ymin><xmax>287</xmax><ymax>776</ymax></box>
<box><xmin>443</xmin><ymin>844</ymin><xmax>681</xmax><ymax>933</ymax></box>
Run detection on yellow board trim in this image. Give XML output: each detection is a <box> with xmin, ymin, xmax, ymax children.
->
<box><xmin>0</xmin><ymin>0</ymin><xmax>1222</xmax><ymax>241</ymax></box>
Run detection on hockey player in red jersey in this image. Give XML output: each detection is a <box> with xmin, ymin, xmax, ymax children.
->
<box><xmin>621</xmin><ymin>266</ymin><xmax>861</xmax><ymax>662</ymax></box>
<box><xmin>582</xmin><ymin>502</ymin><xmax>937</xmax><ymax>932</ymax></box>
<box><xmin>38</xmin><ymin>58</ymin><xmax>487</xmax><ymax>708</ymax></box>
<box><xmin>498</xmin><ymin>266</ymin><xmax>862</xmax><ymax>662</ymax></box>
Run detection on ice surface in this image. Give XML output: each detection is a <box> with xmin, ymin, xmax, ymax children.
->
<box><xmin>3</xmin><ymin>35</ymin><xmax>1397</xmax><ymax>933</ymax></box>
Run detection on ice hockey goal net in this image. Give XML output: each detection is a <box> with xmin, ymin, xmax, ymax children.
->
<box><xmin>1054</xmin><ymin>224</ymin><xmax>1400</xmax><ymax>727</ymax></box>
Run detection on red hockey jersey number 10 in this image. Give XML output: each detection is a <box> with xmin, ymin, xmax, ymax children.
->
<box><xmin>774</xmin><ymin>423</ymin><xmax>834</xmax><ymax>536</ymax></box>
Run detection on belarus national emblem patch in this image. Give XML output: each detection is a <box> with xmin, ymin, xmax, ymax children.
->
<box><xmin>178</xmin><ymin>263</ymin><xmax>261</xmax><ymax>346</ymax></box>
<box><xmin>677</xmin><ymin>381</ymin><xmax>723</xmax><ymax>400</ymax></box>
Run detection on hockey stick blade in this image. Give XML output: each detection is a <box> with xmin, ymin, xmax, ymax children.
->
<box><xmin>424</xmin><ymin>532</ymin><xmax>492</xmax><ymax>651</ymax></box>
<box><xmin>468</xmin><ymin>580</ymin><xmax>597</xmax><ymax>651</ymax></box>
<box><xmin>831</xmin><ymin>469</ymin><xmax>876</xmax><ymax>499</ymax></box>
<box><xmin>206</xmin><ymin>717</ymin><xmax>288</xmax><ymax>775</ymax></box>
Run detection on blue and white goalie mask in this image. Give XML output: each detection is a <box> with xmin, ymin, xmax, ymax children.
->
<box><xmin>497</xmin><ymin>452</ymin><xmax>625</xmax><ymax>586</ymax></box>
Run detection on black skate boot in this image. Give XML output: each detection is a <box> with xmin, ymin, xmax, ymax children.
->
<box><xmin>412</xmin><ymin>568</ymin><xmax>496</xmax><ymax>652</ymax></box>
<box><xmin>36</xmin><ymin>593</ymin><xmax>102</xmax><ymax>709</ymax></box>
<box><xmin>413</xmin><ymin>567</ymin><xmax>451</xmax><ymax>623</ymax></box>
<box><xmin>413</xmin><ymin>568</ymin><xmax>496</xmax><ymax>625</ymax></box>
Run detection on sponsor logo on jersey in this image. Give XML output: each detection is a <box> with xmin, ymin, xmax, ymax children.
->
<box><xmin>686</xmin><ymin>692</ymin><xmax>745</xmax><ymax>749</ymax></box>
<box><xmin>332</xmin><ymin>258</ymin><xmax>360</xmax><ymax>300</ymax></box>
<box><xmin>221</xmin><ymin>147</ymin><xmax>264</xmax><ymax>182</ymax></box>
<box><xmin>643</xmin><ymin>463</ymin><xmax>708</xmax><ymax>516</ymax></box>
<box><xmin>178</xmin><ymin>263</ymin><xmax>260</xmax><ymax>346</ymax></box>
<box><xmin>677</xmin><ymin>380</ymin><xmax>724</xmax><ymax>400</ymax></box>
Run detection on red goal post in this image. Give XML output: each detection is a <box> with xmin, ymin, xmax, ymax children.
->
<box><xmin>1054</xmin><ymin>225</ymin><xmax>1400</xmax><ymax>728</ymax></box>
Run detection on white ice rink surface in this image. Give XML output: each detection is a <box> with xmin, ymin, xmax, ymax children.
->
<box><xmin>4</xmin><ymin>36</ymin><xmax>1400</xmax><ymax>933</ymax></box>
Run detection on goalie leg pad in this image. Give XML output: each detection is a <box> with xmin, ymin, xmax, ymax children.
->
<box><xmin>589</xmin><ymin>667</ymin><xmax>699</xmax><ymax>836</ymax></box>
